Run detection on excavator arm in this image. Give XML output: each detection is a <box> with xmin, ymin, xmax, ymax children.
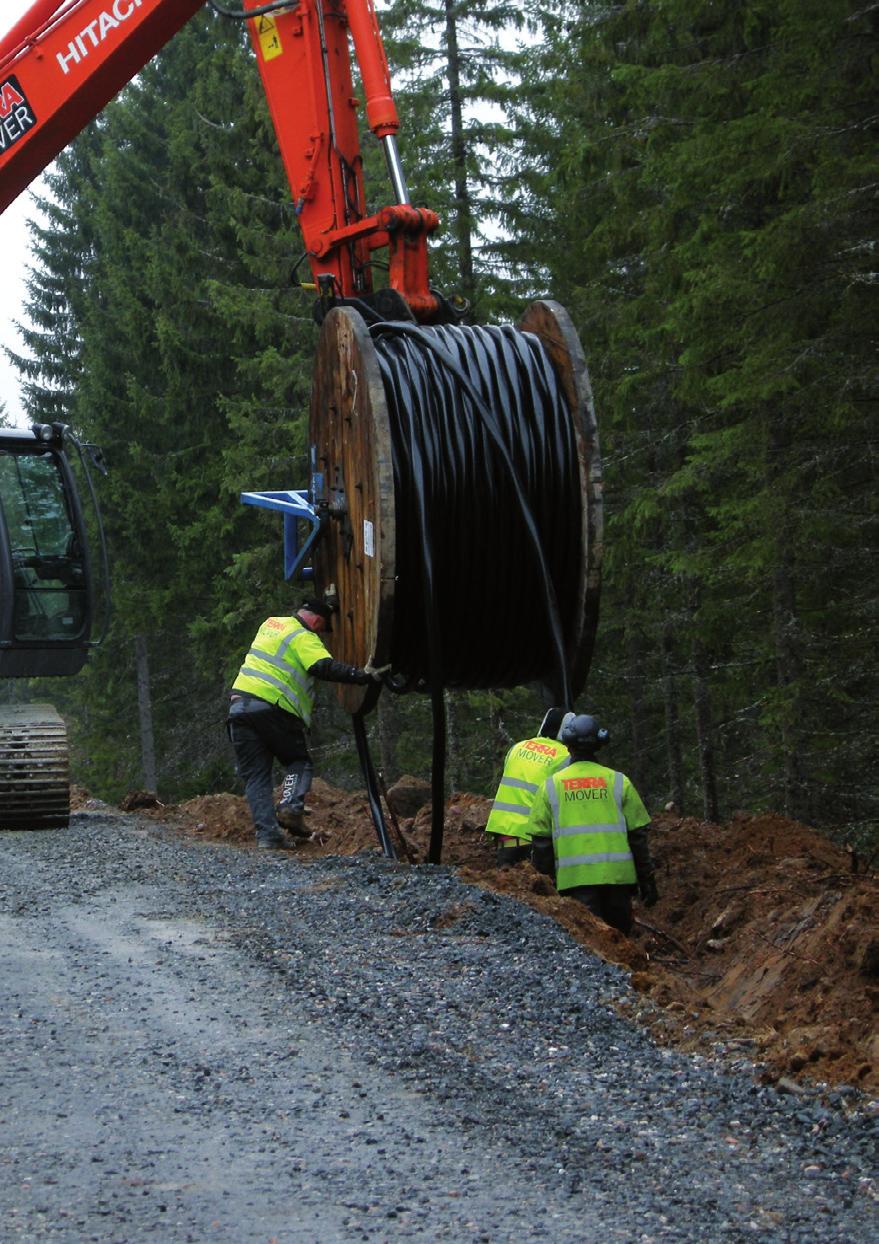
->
<box><xmin>0</xmin><ymin>0</ymin><xmax>441</xmax><ymax>320</ymax></box>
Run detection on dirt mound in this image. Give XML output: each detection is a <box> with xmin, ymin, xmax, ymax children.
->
<box><xmin>129</xmin><ymin>783</ymin><xmax>877</xmax><ymax>1095</ymax></box>
<box><xmin>385</xmin><ymin>774</ymin><xmax>432</xmax><ymax>819</ymax></box>
<box><xmin>150</xmin><ymin>780</ymin><xmax>379</xmax><ymax>857</ymax></box>
<box><xmin>637</xmin><ymin>811</ymin><xmax>879</xmax><ymax>1092</ymax></box>
<box><xmin>119</xmin><ymin>789</ymin><xmax>164</xmax><ymax>811</ymax></box>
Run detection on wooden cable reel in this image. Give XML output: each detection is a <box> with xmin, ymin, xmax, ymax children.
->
<box><xmin>308</xmin><ymin>300</ymin><xmax>603</xmax><ymax>714</ymax></box>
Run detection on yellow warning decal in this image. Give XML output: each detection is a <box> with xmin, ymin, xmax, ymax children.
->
<box><xmin>256</xmin><ymin>15</ymin><xmax>283</xmax><ymax>62</ymax></box>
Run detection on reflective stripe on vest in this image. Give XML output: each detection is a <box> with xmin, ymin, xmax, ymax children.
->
<box><xmin>244</xmin><ymin>645</ymin><xmax>312</xmax><ymax>698</ymax></box>
<box><xmin>500</xmin><ymin>776</ymin><xmax>539</xmax><ymax>794</ymax></box>
<box><xmin>489</xmin><ymin>774</ymin><xmax>541</xmax><ymax>821</ymax></box>
<box><xmin>233</xmin><ymin>620</ymin><xmax>315</xmax><ymax>724</ymax></box>
<box><xmin>490</xmin><ymin>801</ymin><xmax>531</xmax><ymax>819</ymax></box>
<box><xmin>554</xmin><ymin>824</ymin><xmax>629</xmax><ymax>837</ymax></box>
<box><xmin>547</xmin><ymin>769</ymin><xmax>636</xmax><ymax>888</ymax></box>
<box><xmin>486</xmin><ymin>742</ymin><xmax>570</xmax><ymax>839</ymax></box>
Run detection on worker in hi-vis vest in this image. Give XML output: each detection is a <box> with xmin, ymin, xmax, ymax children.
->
<box><xmin>485</xmin><ymin>707</ymin><xmax>575</xmax><ymax>867</ymax></box>
<box><xmin>228</xmin><ymin>600</ymin><xmax>382</xmax><ymax>850</ymax></box>
<box><xmin>527</xmin><ymin>713</ymin><xmax>658</xmax><ymax>934</ymax></box>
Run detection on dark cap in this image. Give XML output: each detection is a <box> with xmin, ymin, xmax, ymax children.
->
<box><xmin>298</xmin><ymin>598</ymin><xmax>334</xmax><ymax>631</ymax></box>
<box><xmin>538</xmin><ymin>706</ymin><xmax>572</xmax><ymax>741</ymax></box>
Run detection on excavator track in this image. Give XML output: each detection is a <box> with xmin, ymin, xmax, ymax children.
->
<box><xmin>0</xmin><ymin>704</ymin><xmax>70</xmax><ymax>830</ymax></box>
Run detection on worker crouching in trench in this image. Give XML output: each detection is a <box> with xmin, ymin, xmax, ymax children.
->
<box><xmin>526</xmin><ymin>714</ymin><xmax>659</xmax><ymax>936</ymax></box>
<box><xmin>484</xmin><ymin>707</ymin><xmax>575</xmax><ymax>869</ymax></box>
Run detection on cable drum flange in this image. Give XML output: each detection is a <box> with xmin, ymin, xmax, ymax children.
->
<box><xmin>518</xmin><ymin>299</ymin><xmax>603</xmax><ymax>697</ymax></box>
<box><xmin>310</xmin><ymin>300</ymin><xmax>602</xmax><ymax>708</ymax></box>
<box><xmin>310</xmin><ymin>306</ymin><xmax>396</xmax><ymax>716</ymax></box>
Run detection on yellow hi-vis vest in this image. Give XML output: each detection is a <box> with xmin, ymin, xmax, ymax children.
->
<box><xmin>527</xmin><ymin>759</ymin><xmax>649</xmax><ymax>889</ymax></box>
<box><xmin>232</xmin><ymin>616</ymin><xmax>330</xmax><ymax>727</ymax></box>
<box><xmin>485</xmin><ymin>736</ymin><xmax>571</xmax><ymax>842</ymax></box>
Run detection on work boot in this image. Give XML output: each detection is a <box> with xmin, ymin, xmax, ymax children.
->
<box><xmin>256</xmin><ymin>827</ymin><xmax>296</xmax><ymax>850</ymax></box>
<box><xmin>276</xmin><ymin>805</ymin><xmax>309</xmax><ymax>838</ymax></box>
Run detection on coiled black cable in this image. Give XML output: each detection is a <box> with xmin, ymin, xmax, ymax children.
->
<box><xmin>365</xmin><ymin>321</ymin><xmax>584</xmax><ymax>862</ymax></box>
<box><xmin>372</xmin><ymin>322</ymin><xmax>580</xmax><ymax>698</ymax></box>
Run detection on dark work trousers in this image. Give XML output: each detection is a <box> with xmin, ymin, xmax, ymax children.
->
<box><xmin>566</xmin><ymin>885</ymin><xmax>634</xmax><ymax>936</ymax></box>
<box><xmin>227</xmin><ymin>695</ymin><xmax>310</xmax><ymax>838</ymax></box>
<box><xmin>495</xmin><ymin>841</ymin><xmax>532</xmax><ymax>868</ymax></box>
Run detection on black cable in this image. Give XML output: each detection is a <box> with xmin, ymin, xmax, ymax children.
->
<box><xmin>372</xmin><ymin>322</ymin><xmax>579</xmax><ymax>699</ymax></box>
<box><xmin>363</xmin><ymin>320</ymin><xmax>582</xmax><ymax>862</ymax></box>
<box><xmin>352</xmin><ymin>711</ymin><xmax>396</xmax><ymax>859</ymax></box>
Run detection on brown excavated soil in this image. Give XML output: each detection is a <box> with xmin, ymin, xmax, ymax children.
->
<box><xmin>109</xmin><ymin>779</ymin><xmax>878</xmax><ymax>1096</ymax></box>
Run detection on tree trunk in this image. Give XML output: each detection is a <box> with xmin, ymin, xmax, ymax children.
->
<box><xmin>767</xmin><ymin>414</ymin><xmax>803</xmax><ymax>818</ymax></box>
<box><xmin>772</xmin><ymin>550</ymin><xmax>802</xmax><ymax>817</ymax></box>
<box><xmin>443</xmin><ymin>0</ymin><xmax>475</xmax><ymax>307</ymax></box>
<box><xmin>627</xmin><ymin>628</ymin><xmax>648</xmax><ymax>781</ymax></box>
<box><xmin>662</xmin><ymin>624</ymin><xmax>684</xmax><ymax>813</ymax></box>
<box><xmin>135</xmin><ymin>634</ymin><xmax>157</xmax><ymax>794</ymax></box>
<box><xmin>376</xmin><ymin>694</ymin><xmax>395</xmax><ymax>785</ymax></box>
<box><xmin>444</xmin><ymin>689</ymin><xmax>461</xmax><ymax>794</ymax></box>
<box><xmin>692</xmin><ymin>639</ymin><xmax>719</xmax><ymax>822</ymax></box>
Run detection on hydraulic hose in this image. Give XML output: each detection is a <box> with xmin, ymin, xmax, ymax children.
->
<box><xmin>208</xmin><ymin>1</ymin><xmax>299</xmax><ymax>20</ymax></box>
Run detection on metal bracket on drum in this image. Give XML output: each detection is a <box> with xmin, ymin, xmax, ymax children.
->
<box><xmin>239</xmin><ymin>489</ymin><xmax>326</xmax><ymax>582</ymax></box>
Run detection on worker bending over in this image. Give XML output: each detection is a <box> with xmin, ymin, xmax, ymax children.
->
<box><xmin>228</xmin><ymin>600</ymin><xmax>380</xmax><ymax>850</ymax></box>
<box><xmin>485</xmin><ymin>707</ymin><xmax>574</xmax><ymax>867</ymax></box>
<box><xmin>527</xmin><ymin>714</ymin><xmax>658</xmax><ymax>934</ymax></box>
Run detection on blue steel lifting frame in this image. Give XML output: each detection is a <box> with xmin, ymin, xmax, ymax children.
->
<box><xmin>240</xmin><ymin>466</ymin><xmax>326</xmax><ymax>583</ymax></box>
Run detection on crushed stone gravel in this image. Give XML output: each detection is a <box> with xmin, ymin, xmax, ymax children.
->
<box><xmin>0</xmin><ymin>811</ymin><xmax>875</xmax><ymax>1243</ymax></box>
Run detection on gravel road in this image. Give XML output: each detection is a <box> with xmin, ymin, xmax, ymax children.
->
<box><xmin>1</xmin><ymin>810</ymin><xmax>875</xmax><ymax>1243</ymax></box>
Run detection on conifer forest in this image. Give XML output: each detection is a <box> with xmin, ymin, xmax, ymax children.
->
<box><xmin>3</xmin><ymin>1</ymin><xmax>876</xmax><ymax>852</ymax></box>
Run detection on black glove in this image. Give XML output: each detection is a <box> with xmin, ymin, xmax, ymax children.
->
<box><xmin>530</xmin><ymin>838</ymin><xmax>555</xmax><ymax>879</ymax></box>
<box><xmin>628</xmin><ymin>825</ymin><xmax>657</xmax><ymax>906</ymax></box>
<box><xmin>309</xmin><ymin>658</ymin><xmax>372</xmax><ymax>685</ymax></box>
<box><xmin>639</xmin><ymin>874</ymin><xmax>659</xmax><ymax>908</ymax></box>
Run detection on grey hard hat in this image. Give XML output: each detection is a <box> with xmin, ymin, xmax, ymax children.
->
<box><xmin>560</xmin><ymin>713</ymin><xmax>609</xmax><ymax>750</ymax></box>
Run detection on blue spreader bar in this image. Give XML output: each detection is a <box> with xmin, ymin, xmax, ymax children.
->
<box><xmin>240</xmin><ymin>490</ymin><xmax>322</xmax><ymax>581</ymax></box>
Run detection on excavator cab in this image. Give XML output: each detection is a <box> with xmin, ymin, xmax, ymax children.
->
<box><xmin>0</xmin><ymin>423</ymin><xmax>103</xmax><ymax>678</ymax></box>
<box><xmin>0</xmin><ymin>422</ymin><xmax>108</xmax><ymax>830</ymax></box>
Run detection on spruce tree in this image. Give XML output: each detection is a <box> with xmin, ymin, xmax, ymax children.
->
<box><xmin>380</xmin><ymin>0</ymin><xmax>523</xmax><ymax>317</ymax></box>
<box><xmin>511</xmin><ymin>0</ymin><xmax>877</xmax><ymax>840</ymax></box>
<box><xmin>17</xmin><ymin>12</ymin><xmax>316</xmax><ymax>798</ymax></box>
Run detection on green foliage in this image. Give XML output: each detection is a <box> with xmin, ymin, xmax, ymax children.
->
<box><xmin>8</xmin><ymin>2</ymin><xmax>876</xmax><ymax>856</ymax></box>
<box><xmin>508</xmin><ymin>0</ymin><xmax>877</xmax><ymax>842</ymax></box>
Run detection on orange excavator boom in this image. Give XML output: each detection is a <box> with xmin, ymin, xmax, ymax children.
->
<box><xmin>0</xmin><ymin>0</ymin><xmax>441</xmax><ymax>319</ymax></box>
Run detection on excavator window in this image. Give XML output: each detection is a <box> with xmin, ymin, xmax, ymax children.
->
<box><xmin>0</xmin><ymin>448</ymin><xmax>88</xmax><ymax>643</ymax></box>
